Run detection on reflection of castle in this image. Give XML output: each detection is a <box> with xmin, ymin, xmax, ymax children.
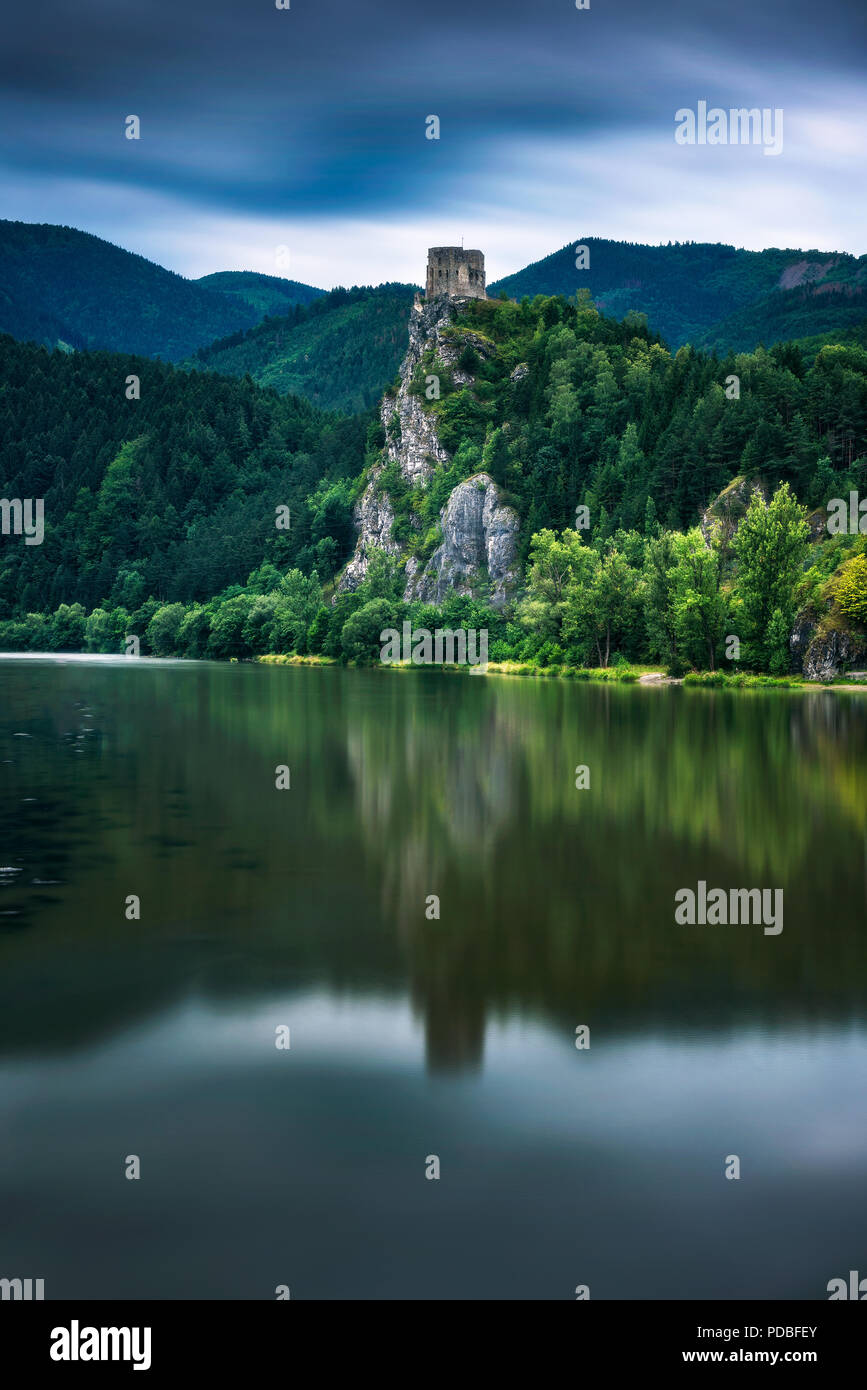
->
<box><xmin>414</xmin><ymin>980</ymin><xmax>486</xmax><ymax>1074</ymax></box>
<box><xmin>425</xmin><ymin>246</ymin><xmax>486</xmax><ymax>300</ymax></box>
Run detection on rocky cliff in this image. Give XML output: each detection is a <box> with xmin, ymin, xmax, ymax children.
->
<box><xmin>405</xmin><ymin>473</ymin><xmax>520</xmax><ymax>607</ymax></box>
<box><xmin>790</xmin><ymin>605</ymin><xmax>865</xmax><ymax>681</ymax></box>
<box><xmin>339</xmin><ymin>296</ymin><xmax>520</xmax><ymax>609</ymax></box>
<box><xmin>801</xmin><ymin>624</ymin><xmax>858</xmax><ymax>681</ymax></box>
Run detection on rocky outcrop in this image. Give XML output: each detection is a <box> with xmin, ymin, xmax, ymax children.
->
<box><xmin>700</xmin><ymin>474</ymin><xmax>767</xmax><ymax>546</ymax></box>
<box><xmin>778</xmin><ymin>257</ymin><xmax>838</xmax><ymax>291</ymax></box>
<box><xmin>405</xmin><ymin>473</ymin><xmax>520</xmax><ymax>609</ymax></box>
<box><xmin>802</xmin><ymin>625</ymin><xmax>856</xmax><ymax>681</ymax></box>
<box><xmin>789</xmin><ymin>609</ymin><xmax>816</xmax><ymax>672</ymax></box>
<box><xmin>339</xmin><ymin>298</ymin><xmax>455</xmax><ymax>592</ymax></box>
<box><xmin>339</xmin><ymin>468</ymin><xmax>401</xmax><ymax>591</ymax></box>
<box><xmin>805</xmin><ymin>507</ymin><xmax>829</xmax><ymax>542</ymax></box>
<box><xmin>379</xmin><ymin>297</ymin><xmax>458</xmax><ymax>486</ymax></box>
<box><xmin>339</xmin><ymin>296</ymin><xmax>518</xmax><ymax>603</ymax></box>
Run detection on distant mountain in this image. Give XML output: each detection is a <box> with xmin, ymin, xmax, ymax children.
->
<box><xmin>190</xmin><ymin>284</ymin><xmax>416</xmax><ymax>413</ymax></box>
<box><xmin>489</xmin><ymin>239</ymin><xmax>867</xmax><ymax>353</ymax></box>
<box><xmin>0</xmin><ymin>222</ymin><xmax>412</xmax><ymax>403</ymax></box>
<box><xmin>196</xmin><ymin>270</ymin><xmax>325</xmax><ymax>318</ymax></box>
<box><xmin>693</xmin><ymin>284</ymin><xmax>867</xmax><ymax>356</ymax></box>
<box><xmin>0</xmin><ymin>221</ymin><xmax>266</xmax><ymax>359</ymax></box>
<box><xmin>5</xmin><ymin>221</ymin><xmax>865</xmax><ymax>389</ymax></box>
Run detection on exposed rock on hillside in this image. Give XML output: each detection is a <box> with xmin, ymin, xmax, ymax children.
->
<box><xmin>789</xmin><ymin>609</ymin><xmax>817</xmax><ymax>672</ymax></box>
<box><xmin>381</xmin><ymin>296</ymin><xmax>458</xmax><ymax>485</ymax></box>
<box><xmin>405</xmin><ymin>473</ymin><xmax>520</xmax><ymax>608</ymax></box>
<box><xmin>339</xmin><ymin>477</ymin><xmax>401</xmax><ymax>591</ymax></box>
<box><xmin>802</xmin><ymin>625</ymin><xmax>857</xmax><ymax>681</ymax></box>
<box><xmin>339</xmin><ymin>297</ymin><xmax>519</xmax><ymax>606</ymax></box>
<box><xmin>778</xmin><ymin>258</ymin><xmax>838</xmax><ymax>290</ymax></box>
<box><xmin>700</xmin><ymin>474</ymin><xmax>767</xmax><ymax>547</ymax></box>
<box><xmin>339</xmin><ymin>298</ymin><xmax>455</xmax><ymax>593</ymax></box>
<box><xmin>805</xmin><ymin>507</ymin><xmax>830</xmax><ymax>541</ymax></box>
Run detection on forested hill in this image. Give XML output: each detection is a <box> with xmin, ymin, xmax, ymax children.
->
<box><xmin>189</xmin><ymin>284</ymin><xmax>416</xmax><ymax>413</ymax></box>
<box><xmin>0</xmin><ymin>222</ymin><xmax>283</xmax><ymax>359</ymax></box>
<box><xmin>4</xmin><ymin>222</ymin><xmax>865</xmax><ymax>393</ymax></box>
<box><xmin>693</xmin><ymin>284</ymin><xmax>867</xmax><ymax>356</ymax></box>
<box><xmin>0</xmin><ymin>218</ymin><xmax>411</xmax><ymax>410</ymax></box>
<box><xmin>0</xmin><ymin>335</ymin><xmax>367</xmax><ymax>616</ymax></box>
<box><xmin>1</xmin><ymin>289</ymin><xmax>866</xmax><ymax>675</ymax></box>
<box><xmin>363</xmin><ymin>293</ymin><xmax>867</xmax><ymax>552</ymax></box>
<box><xmin>196</xmin><ymin>271</ymin><xmax>325</xmax><ymax>318</ymax></box>
<box><xmin>489</xmin><ymin>239</ymin><xmax>867</xmax><ymax>352</ymax></box>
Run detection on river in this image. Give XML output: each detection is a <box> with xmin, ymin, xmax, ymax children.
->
<box><xmin>1</xmin><ymin>655</ymin><xmax>865</xmax><ymax>1298</ymax></box>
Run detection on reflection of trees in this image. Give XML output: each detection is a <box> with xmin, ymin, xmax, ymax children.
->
<box><xmin>2</xmin><ymin>661</ymin><xmax>867</xmax><ymax>1070</ymax></box>
<box><xmin>338</xmin><ymin>675</ymin><xmax>867</xmax><ymax>1067</ymax></box>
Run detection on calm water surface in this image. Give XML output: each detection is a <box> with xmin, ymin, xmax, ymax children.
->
<box><xmin>1</xmin><ymin>656</ymin><xmax>865</xmax><ymax>1298</ymax></box>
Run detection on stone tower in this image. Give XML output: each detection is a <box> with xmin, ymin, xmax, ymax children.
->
<box><xmin>425</xmin><ymin>246</ymin><xmax>486</xmax><ymax>300</ymax></box>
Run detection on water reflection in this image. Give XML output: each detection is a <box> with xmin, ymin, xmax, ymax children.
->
<box><xmin>0</xmin><ymin>657</ymin><xmax>866</xmax><ymax>1296</ymax></box>
<box><xmin>1</xmin><ymin>658</ymin><xmax>866</xmax><ymax>1065</ymax></box>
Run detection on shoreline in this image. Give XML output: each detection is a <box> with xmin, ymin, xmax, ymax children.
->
<box><xmin>1</xmin><ymin>649</ymin><xmax>864</xmax><ymax>692</ymax></box>
<box><xmin>255</xmin><ymin>653</ymin><xmax>867</xmax><ymax>693</ymax></box>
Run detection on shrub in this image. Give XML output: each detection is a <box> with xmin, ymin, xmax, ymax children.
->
<box><xmin>340</xmin><ymin>598</ymin><xmax>397</xmax><ymax>663</ymax></box>
<box><xmin>835</xmin><ymin>554</ymin><xmax>867</xmax><ymax>624</ymax></box>
<box><xmin>146</xmin><ymin>603</ymin><xmax>187</xmax><ymax>657</ymax></box>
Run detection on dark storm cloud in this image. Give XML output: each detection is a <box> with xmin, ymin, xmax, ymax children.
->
<box><xmin>0</xmin><ymin>0</ymin><xmax>864</xmax><ymax>280</ymax></box>
<box><xmin>1</xmin><ymin>0</ymin><xmax>863</xmax><ymax>213</ymax></box>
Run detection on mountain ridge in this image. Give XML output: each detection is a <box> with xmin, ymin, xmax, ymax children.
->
<box><xmin>196</xmin><ymin>270</ymin><xmax>325</xmax><ymax>318</ymax></box>
<box><xmin>189</xmin><ymin>284</ymin><xmax>417</xmax><ymax>413</ymax></box>
<box><xmin>488</xmin><ymin>237</ymin><xmax>867</xmax><ymax>352</ymax></box>
<box><xmin>0</xmin><ymin>222</ymin><xmax>323</xmax><ymax>360</ymax></box>
<box><xmin>2</xmin><ymin>222</ymin><xmax>866</xmax><ymax>409</ymax></box>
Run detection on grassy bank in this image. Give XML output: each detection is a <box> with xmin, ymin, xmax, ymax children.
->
<box><xmin>256</xmin><ymin>653</ymin><xmax>867</xmax><ymax>691</ymax></box>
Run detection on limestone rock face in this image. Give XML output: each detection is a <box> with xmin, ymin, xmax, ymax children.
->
<box><xmin>700</xmin><ymin>474</ymin><xmax>767</xmax><ymax>545</ymax></box>
<box><xmin>339</xmin><ymin>299</ymin><xmax>455</xmax><ymax>593</ymax></box>
<box><xmin>380</xmin><ymin>297</ymin><xmax>456</xmax><ymax>486</ymax></box>
<box><xmin>339</xmin><ymin>298</ymin><xmax>518</xmax><ymax>606</ymax></box>
<box><xmin>405</xmin><ymin>472</ymin><xmax>520</xmax><ymax>609</ymax></box>
<box><xmin>789</xmin><ymin>609</ymin><xmax>816</xmax><ymax>673</ymax></box>
<box><xmin>803</xmin><ymin>626</ymin><xmax>856</xmax><ymax>681</ymax></box>
<box><xmin>339</xmin><ymin>468</ymin><xmax>401</xmax><ymax>592</ymax></box>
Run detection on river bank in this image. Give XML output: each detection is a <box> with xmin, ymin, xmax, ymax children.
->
<box><xmin>254</xmin><ymin>652</ymin><xmax>867</xmax><ymax>692</ymax></box>
<box><xmin>2</xmin><ymin>649</ymin><xmax>864</xmax><ymax>692</ymax></box>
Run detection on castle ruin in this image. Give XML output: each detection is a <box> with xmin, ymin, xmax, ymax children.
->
<box><xmin>425</xmin><ymin>247</ymin><xmax>486</xmax><ymax>300</ymax></box>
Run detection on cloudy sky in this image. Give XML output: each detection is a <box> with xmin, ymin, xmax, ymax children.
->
<box><xmin>1</xmin><ymin>0</ymin><xmax>864</xmax><ymax>288</ymax></box>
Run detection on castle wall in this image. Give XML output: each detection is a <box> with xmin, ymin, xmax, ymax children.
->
<box><xmin>425</xmin><ymin>247</ymin><xmax>486</xmax><ymax>300</ymax></box>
